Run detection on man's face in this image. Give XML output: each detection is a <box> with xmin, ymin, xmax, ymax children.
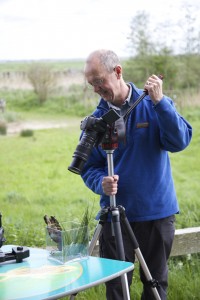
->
<box><xmin>84</xmin><ymin>60</ymin><xmax>120</xmax><ymax>104</ymax></box>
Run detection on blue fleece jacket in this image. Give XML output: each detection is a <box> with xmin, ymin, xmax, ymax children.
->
<box><xmin>81</xmin><ymin>83</ymin><xmax>192</xmax><ymax>221</ymax></box>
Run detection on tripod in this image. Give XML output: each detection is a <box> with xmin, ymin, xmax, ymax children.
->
<box><xmin>70</xmin><ymin>147</ymin><xmax>161</xmax><ymax>300</ymax></box>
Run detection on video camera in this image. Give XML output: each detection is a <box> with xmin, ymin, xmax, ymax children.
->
<box><xmin>68</xmin><ymin>109</ymin><xmax>121</xmax><ymax>175</ymax></box>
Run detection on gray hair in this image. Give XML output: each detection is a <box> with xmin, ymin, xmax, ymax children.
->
<box><xmin>87</xmin><ymin>49</ymin><xmax>120</xmax><ymax>73</ymax></box>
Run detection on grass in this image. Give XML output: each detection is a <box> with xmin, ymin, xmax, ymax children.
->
<box><xmin>169</xmin><ymin>109</ymin><xmax>200</xmax><ymax>228</ymax></box>
<box><xmin>0</xmin><ymin>108</ymin><xmax>199</xmax><ymax>300</ymax></box>
<box><xmin>0</xmin><ymin>125</ymin><xmax>99</xmax><ymax>245</ymax></box>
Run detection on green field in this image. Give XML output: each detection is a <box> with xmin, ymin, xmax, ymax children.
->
<box><xmin>1</xmin><ymin>110</ymin><xmax>199</xmax><ymax>232</ymax></box>
<box><xmin>0</xmin><ymin>59</ymin><xmax>85</xmax><ymax>72</ymax></box>
<box><xmin>0</xmin><ymin>123</ymin><xmax>99</xmax><ymax>244</ymax></box>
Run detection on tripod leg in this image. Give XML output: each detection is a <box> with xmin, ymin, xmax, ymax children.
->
<box><xmin>88</xmin><ymin>223</ymin><xmax>102</xmax><ymax>255</ymax></box>
<box><xmin>111</xmin><ymin>208</ymin><xmax>130</xmax><ymax>300</ymax></box>
<box><xmin>119</xmin><ymin>206</ymin><xmax>161</xmax><ymax>300</ymax></box>
<box><xmin>88</xmin><ymin>207</ymin><xmax>110</xmax><ymax>255</ymax></box>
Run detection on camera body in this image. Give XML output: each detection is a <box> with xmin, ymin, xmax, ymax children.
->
<box><xmin>68</xmin><ymin>109</ymin><xmax>121</xmax><ymax>175</ymax></box>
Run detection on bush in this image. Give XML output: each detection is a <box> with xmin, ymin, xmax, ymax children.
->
<box><xmin>27</xmin><ymin>63</ymin><xmax>57</xmax><ymax>104</ymax></box>
<box><xmin>20</xmin><ymin>129</ymin><xmax>34</xmax><ymax>137</ymax></box>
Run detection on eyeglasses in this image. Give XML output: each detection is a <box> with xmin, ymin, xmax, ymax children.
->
<box><xmin>85</xmin><ymin>78</ymin><xmax>105</xmax><ymax>90</ymax></box>
<box><xmin>85</xmin><ymin>67</ymin><xmax>117</xmax><ymax>90</ymax></box>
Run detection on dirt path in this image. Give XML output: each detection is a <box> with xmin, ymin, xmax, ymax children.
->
<box><xmin>6</xmin><ymin>119</ymin><xmax>81</xmax><ymax>135</ymax></box>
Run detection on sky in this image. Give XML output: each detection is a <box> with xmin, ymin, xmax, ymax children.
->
<box><xmin>0</xmin><ymin>0</ymin><xmax>200</xmax><ymax>61</ymax></box>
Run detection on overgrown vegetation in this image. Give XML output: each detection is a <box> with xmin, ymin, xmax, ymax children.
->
<box><xmin>0</xmin><ymin>52</ymin><xmax>200</xmax><ymax>115</ymax></box>
<box><xmin>0</xmin><ymin>86</ymin><xmax>97</xmax><ymax>118</ymax></box>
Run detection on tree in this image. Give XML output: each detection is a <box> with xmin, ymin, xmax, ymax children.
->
<box><xmin>124</xmin><ymin>6</ymin><xmax>200</xmax><ymax>91</ymax></box>
<box><xmin>124</xmin><ymin>11</ymin><xmax>179</xmax><ymax>90</ymax></box>
<box><xmin>123</xmin><ymin>49</ymin><xmax>178</xmax><ymax>91</ymax></box>
<box><xmin>127</xmin><ymin>11</ymin><xmax>156</xmax><ymax>57</ymax></box>
<box><xmin>27</xmin><ymin>63</ymin><xmax>57</xmax><ymax>104</ymax></box>
<box><xmin>177</xmin><ymin>5</ymin><xmax>200</xmax><ymax>89</ymax></box>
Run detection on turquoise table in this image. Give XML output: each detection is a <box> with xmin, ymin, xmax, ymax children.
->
<box><xmin>0</xmin><ymin>245</ymin><xmax>134</xmax><ymax>300</ymax></box>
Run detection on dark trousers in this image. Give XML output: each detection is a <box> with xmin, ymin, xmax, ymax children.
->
<box><xmin>99</xmin><ymin>215</ymin><xmax>175</xmax><ymax>300</ymax></box>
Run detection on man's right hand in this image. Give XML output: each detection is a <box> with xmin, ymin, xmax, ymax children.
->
<box><xmin>102</xmin><ymin>175</ymin><xmax>119</xmax><ymax>195</ymax></box>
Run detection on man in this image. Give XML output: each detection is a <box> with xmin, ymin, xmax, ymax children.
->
<box><xmin>80</xmin><ymin>49</ymin><xmax>192</xmax><ymax>299</ymax></box>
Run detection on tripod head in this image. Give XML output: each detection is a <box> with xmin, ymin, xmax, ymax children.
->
<box><xmin>101</xmin><ymin>122</ymin><xmax>119</xmax><ymax>151</ymax></box>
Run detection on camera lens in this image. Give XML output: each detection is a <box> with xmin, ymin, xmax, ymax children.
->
<box><xmin>68</xmin><ymin>130</ymin><xmax>98</xmax><ymax>175</ymax></box>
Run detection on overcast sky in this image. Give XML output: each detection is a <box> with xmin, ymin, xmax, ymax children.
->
<box><xmin>0</xmin><ymin>0</ymin><xmax>200</xmax><ymax>60</ymax></box>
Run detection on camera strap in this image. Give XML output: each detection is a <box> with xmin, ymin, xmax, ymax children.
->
<box><xmin>114</xmin><ymin>91</ymin><xmax>147</xmax><ymax>143</ymax></box>
<box><xmin>123</xmin><ymin>93</ymin><xmax>145</xmax><ymax>122</ymax></box>
<box><xmin>114</xmin><ymin>116</ymin><xmax>126</xmax><ymax>143</ymax></box>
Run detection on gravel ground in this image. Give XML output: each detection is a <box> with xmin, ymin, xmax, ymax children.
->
<box><xmin>6</xmin><ymin>119</ymin><xmax>79</xmax><ymax>135</ymax></box>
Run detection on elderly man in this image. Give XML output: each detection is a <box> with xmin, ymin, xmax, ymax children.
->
<box><xmin>80</xmin><ymin>49</ymin><xmax>192</xmax><ymax>300</ymax></box>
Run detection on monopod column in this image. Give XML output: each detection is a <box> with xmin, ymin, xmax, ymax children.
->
<box><xmin>106</xmin><ymin>150</ymin><xmax>130</xmax><ymax>300</ymax></box>
<box><xmin>106</xmin><ymin>150</ymin><xmax>116</xmax><ymax>207</ymax></box>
